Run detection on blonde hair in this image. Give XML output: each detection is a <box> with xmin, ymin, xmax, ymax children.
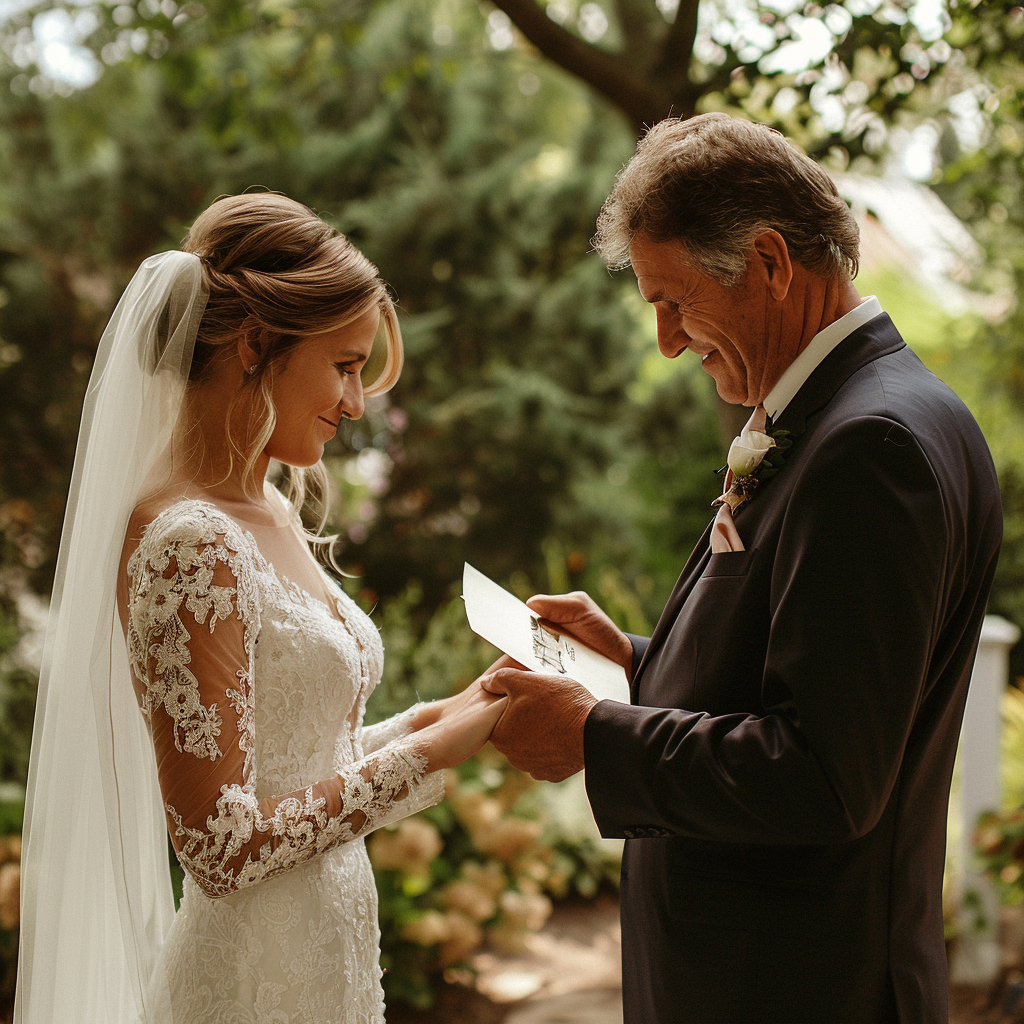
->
<box><xmin>594</xmin><ymin>113</ymin><xmax>859</xmax><ymax>285</ymax></box>
<box><xmin>181</xmin><ymin>191</ymin><xmax>403</xmax><ymax>546</ymax></box>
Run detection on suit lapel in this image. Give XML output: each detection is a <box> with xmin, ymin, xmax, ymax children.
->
<box><xmin>772</xmin><ymin>313</ymin><xmax>905</xmax><ymax>437</ymax></box>
<box><xmin>631</xmin><ymin>314</ymin><xmax>907</xmax><ymax>703</ymax></box>
<box><xmin>631</xmin><ymin>521</ymin><xmax>713</xmax><ymax>699</ymax></box>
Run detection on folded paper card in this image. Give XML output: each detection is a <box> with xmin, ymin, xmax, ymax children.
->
<box><xmin>462</xmin><ymin>563</ymin><xmax>630</xmax><ymax>705</ymax></box>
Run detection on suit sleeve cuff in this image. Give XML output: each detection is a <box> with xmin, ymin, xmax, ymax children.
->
<box><xmin>624</xmin><ymin>633</ymin><xmax>649</xmax><ymax>681</ymax></box>
<box><xmin>583</xmin><ymin>698</ymin><xmax>649</xmax><ymax>839</ymax></box>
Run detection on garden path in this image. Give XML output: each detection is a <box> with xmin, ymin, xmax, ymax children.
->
<box><xmin>388</xmin><ymin>894</ymin><xmax>622</xmax><ymax>1024</ymax></box>
<box><xmin>389</xmin><ymin>894</ymin><xmax>1013</xmax><ymax>1023</ymax></box>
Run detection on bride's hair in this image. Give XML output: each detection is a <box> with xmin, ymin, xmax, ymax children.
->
<box><xmin>180</xmin><ymin>191</ymin><xmax>403</xmax><ymax>543</ymax></box>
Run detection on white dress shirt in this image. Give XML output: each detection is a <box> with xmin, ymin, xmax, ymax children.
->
<box><xmin>763</xmin><ymin>296</ymin><xmax>883</xmax><ymax>421</ymax></box>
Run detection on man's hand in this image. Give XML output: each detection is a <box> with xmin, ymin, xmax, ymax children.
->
<box><xmin>525</xmin><ymin>591</ymin><xmax>633</xmax><ymax>679</ymax></box>
<box><xmin>482</xmin><ymin>666</ymin><xmax>598</xmax><ymax>782</ymax></box>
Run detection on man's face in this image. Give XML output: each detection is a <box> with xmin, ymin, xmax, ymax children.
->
<box><xmin>630</xmin><ymin>235</ymin><xmax>777</xmax><ymax>407</ymax></box>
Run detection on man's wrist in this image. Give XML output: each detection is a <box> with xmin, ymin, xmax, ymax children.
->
<box><xmin>623</xmin><ymin>633</ymin><xmax>650</xmax><ymax>682</ymax></box>
<box><xmin>572</xmin><ymin>693</ymin><xmax>600</xmax><ymax>772</ymax></box>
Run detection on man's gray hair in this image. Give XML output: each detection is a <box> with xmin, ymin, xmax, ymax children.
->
<box><xmin>594</xmin><ymin>113</ymin><xmax>859</xmax><ymax>286</ymax></box>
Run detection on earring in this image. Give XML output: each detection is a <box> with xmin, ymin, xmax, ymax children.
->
<box><xmin>245</xmin><ymin>364</ymin><xmax>257</xmax><ymax>376</ymax></box>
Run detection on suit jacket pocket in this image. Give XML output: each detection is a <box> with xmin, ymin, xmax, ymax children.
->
<box><xmin>701</xmin><ymin>547</ymin><xmax>757</xmax><ymax>579</ymax></box>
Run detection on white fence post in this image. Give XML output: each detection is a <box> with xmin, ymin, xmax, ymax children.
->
<box><xmin>950</xmin><ymin>614</ymin><xmax>1021</xmax><ymax>984</ymax></box>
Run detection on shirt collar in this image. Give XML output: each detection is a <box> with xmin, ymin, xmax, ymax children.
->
<box><xmin>763</xmin><ymin>296</ymin><xmax>883</xmax><ymax>422</ymax></box>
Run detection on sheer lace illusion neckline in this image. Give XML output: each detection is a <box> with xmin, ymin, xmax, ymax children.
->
<box><xmin>149</xmin><ymin>497</ymin><xmax>348</xmax><ymax>625</ymax></box>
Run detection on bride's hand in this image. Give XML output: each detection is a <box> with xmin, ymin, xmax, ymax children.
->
<box><xmin>410</xmin><ymin>669</ymin><xmax>512</xmax><ymax>772</ymax></box>
<box><xmin>409</xmin><ymin>656</ymin><xmax>520</xmax><ymax>731</ymax></box>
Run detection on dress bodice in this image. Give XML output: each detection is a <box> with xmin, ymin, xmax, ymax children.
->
<box><xmin>249</xmin><ymin>562</ymin><xmax>379</xmax><ymax>797</ymax></box>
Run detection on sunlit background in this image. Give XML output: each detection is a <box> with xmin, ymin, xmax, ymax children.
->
<box><xmin>0</xmin><ymin>1</ymin><xmax>1022</xmax><ymax>1020</ymax></box>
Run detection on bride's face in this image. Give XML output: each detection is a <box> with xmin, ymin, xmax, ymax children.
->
<box><xmin>263</xmin><ymin>306</ymin><xmax>381</xmax><ymax>468</ymax></box>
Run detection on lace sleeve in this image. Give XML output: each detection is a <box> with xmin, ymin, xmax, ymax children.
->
<box><xmin>125</xmin><ymin>511</ymin><xmax>437</xmax><ymax>899</ymax></box>
<box><xmin>362</xmin><ymin>706</ymin><xmax>421</xmax><ymax>754</ymax></box>
<box><xmin>360</xmin><ymin>706</ymin><xmax>445</xmax><ymax>823</ymax></box>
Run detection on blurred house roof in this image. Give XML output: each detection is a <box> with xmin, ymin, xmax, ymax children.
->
<box><xmin>834</xmin><ymin>171</ymin><xmax>1008</xmax><ymax>320</ymax></box>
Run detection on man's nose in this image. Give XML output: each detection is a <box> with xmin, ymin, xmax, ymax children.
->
<box><xmin>656</xmin><ymin>309</ymin><xmax>687</xmax><ymax>358</ymax></box>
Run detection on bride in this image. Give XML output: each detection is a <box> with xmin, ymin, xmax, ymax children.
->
<box><xmin>15</xmin><ymin>192</ymin><xmax>506</xmax><ymax>1023</ymax></box>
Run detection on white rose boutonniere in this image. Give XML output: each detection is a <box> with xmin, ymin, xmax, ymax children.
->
<box><xmin>713</xmin><ymin>405</ymin><xmax>793</xmax><ymax>513</ymax></box>
<box><xmin>727</xmin><ymin>425</ymin><xmax>776</xmax><ymax>478</ymax></box>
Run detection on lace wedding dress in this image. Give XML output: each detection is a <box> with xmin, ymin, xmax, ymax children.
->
<box><xmin>123</xmin><ymin>498</ymin><xmax>444</xmax><ymax>1024</ymax></box>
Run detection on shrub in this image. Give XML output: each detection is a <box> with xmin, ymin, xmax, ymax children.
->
<box><xmin>370</xmin><ymin>753</ymin><xmax>620</xmax><ymax>1009</ymax></box>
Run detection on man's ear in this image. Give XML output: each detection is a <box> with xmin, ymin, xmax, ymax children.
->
<box><xmin>752</xmin><ymin>229</ymin><xmax>792</xmax><ymax>301</ymax></box>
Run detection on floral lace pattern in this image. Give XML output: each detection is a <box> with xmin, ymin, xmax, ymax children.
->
<box><xmin>132</xmin><ymin>545</ymin><xmax>234</xmax><ymax>760</ymax></box>
<box><xmin>125</xmin><ymin>501</ymin><xmax>444</xmax><ymax>1023</ymax></box>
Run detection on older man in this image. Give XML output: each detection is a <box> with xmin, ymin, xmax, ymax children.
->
<box><xmin>483</xmin><ymin>113</ymin><xmax>1002</xmax><ymax>1023</ymax></box>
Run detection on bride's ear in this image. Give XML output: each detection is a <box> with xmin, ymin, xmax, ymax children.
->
<box><xmin>236</xmin><ymin>327</ymin><xmax>262</xmax><ymax>376</ymax></box>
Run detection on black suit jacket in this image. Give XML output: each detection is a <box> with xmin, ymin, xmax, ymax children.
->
<box><xmin>584</xmin><ymin>315</ymin><xmax>1002</xmax><ymax>1024</ymax></box>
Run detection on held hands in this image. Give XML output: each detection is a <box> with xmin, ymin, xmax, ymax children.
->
<box><xmin>477</xmin><ymin>590</ymin><xmax>624</xmax><ymax>782</ymax></box>
<box><xmin>410</xmin><ymin>680</ymin><xmax>506</xmax><ymax>772</ymax></box>
<box><xmin>413</xmin><ymin>591</ymin><xmax>622</xmax><ymax>781</ymax></box>
<box><xmin>481</xmin><ymin>656</ymin><xmax>597</xmax><ymax>783</ymax></box>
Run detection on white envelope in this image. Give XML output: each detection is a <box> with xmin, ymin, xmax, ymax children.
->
<box><xmin>462</xmin><ymin>563</ymin><xmax>630</xmax><ymax>705</ymax></box>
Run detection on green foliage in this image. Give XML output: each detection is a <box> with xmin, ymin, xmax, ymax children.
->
<box><xmin>330</xmin><ymin>91</ymin><xmax>644</xmax><ymax>605</ymax></box>
<box><xmin>0</xmin><ymin>668</ymin><xmax>33</xmax><ymax>792</ymax></box>
<box><xmin>0</xmin><ymin>598</ymin><xmax>37</xmax><ymax>791</ymax></box>
<box><xmin>1002</xmin><ymin>684</ymin><xmax>1024</xmax><ymax>814</ymax></box>
<box><xmin>976</xmin><ymin>807</ymin><xmax>1024</xmax><ymax>906</ymax></box>
<box><xmin>968</xmin><ymin>688</ymin><xmax>1024</xmax><ymax>906</ymax></box>
<box><xmin>0</xmin><ymin>514</ymin><xmax>31</xmax><ymax>1020</ymax></box>
<box><xmin>1</xmin><ymin>0</ymin><xmax>1024</xmax><ymax>1012</ymax></box>
<box><xmin>363</xmin><ymin>587</ymin><xmax>498</xmax><ymax>725</ymax></box>
<box><xmin>925</xmin><ymin>6</ymin><xmax>1024</xmax><ymax>673</ymax></box>
<box><xmin>572</xmin><ymin>352</ymin><xmax>724</xmax><ymax>616</ymax></box>
<box><xmin>0</xmin><ymin>0</ymin><xmax>684</xmax><ymax>615</ymax></box>
<box><xmin>685</xmin><ymin>1</ymin><xmax>960</xmax><ymax>165</ymax></box>
<box><xmin>854</xmin><ymin>265</ymin><xmax>965</xmax><ymax>356</ymax></box>
<box><xmin>0</xmin><ymin>836</ymin><xmax>19</xmax><ymax>1013</ymax></box>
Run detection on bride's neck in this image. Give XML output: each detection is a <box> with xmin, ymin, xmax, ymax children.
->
<box><xmin>171</xmin><ymin>376</ymin><xmax>271</xmax><ymax>505</ymax></box>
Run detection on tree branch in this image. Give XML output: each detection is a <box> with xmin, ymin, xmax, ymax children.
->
<box><xmin>490</xmin><ymin>0</ymin><xmax>671</xmax><ymax>133</ymax></box>
<box><xmin>699</xmin><ymin>53</ymin><xmax>746</xmax><ymax>100</ymax></box>
<box><xmin>613</xmin><ymin>0</ymin><xmax>660</xmax><ymax>65</ymax></box>
<box><xmin>656</xmin><ymin>0</ymin><xmax>700</xmax><ymax>89</ymax></box>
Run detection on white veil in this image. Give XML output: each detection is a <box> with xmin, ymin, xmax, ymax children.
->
<box><xmin>15</xmin><ymin>252</ymin><xmax>208</xmax><ymax>1024</ymax></box>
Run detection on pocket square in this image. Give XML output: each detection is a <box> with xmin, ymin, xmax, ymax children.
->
<box><xmin>710</xmin><ymin>503</ymin><xmax>744</xmax><ymax>553</ymax></box>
